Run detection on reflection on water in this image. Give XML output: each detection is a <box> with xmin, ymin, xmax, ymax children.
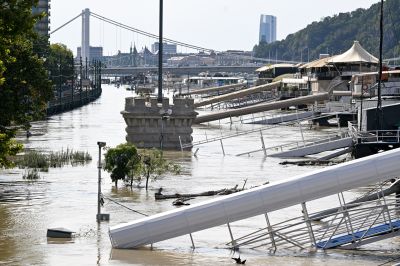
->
<box><xmin>0</xmin><ymin>85</ymin><xmax>398</xmax><ymax>265</ymax></box>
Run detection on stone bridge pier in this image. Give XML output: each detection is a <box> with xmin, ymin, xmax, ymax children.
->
<box><xmin>121</xmin><ymin>97</ymin><xmax>198</xmax><ymax>150</ymax></box>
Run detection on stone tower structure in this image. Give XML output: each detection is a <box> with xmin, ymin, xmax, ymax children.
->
<box><xmin>121</xmin><ymin>97</ymin><xmax>197</xmax><ymax>150</ymax></box>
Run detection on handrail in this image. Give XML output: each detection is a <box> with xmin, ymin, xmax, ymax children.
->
<box><xmin>349</xmin><ymin>128</ymin><xmax>400</xmax><ymax>144</ymax></box>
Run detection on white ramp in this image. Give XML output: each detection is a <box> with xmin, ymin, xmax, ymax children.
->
<box><xmin>109</xmin><ymin>148</ymin><xmax>400</xmax><ymax>249</ymax></box>
<box><xmin>270</xmin><ymin>137</ymin><xmax>353</xmax><ymax>158</ymax></box>
<box><xmin>248</xmin><ymin>111</ymin><xmax>315</xmax><ymax>125</ymax></box>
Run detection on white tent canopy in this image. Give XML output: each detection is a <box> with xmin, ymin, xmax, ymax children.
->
<box><xmin>328</xmin><ymin>41</ymin><xmax>378</xmax><ymax>64</ymax></box>
<box><xmin>256</xmin><ymin>63</ymin><xmax>295</xmax><ymax>72</ymax></box>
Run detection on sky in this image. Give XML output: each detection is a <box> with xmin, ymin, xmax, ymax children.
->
<box><xmin>49</xmin><ymin>0</ymin><xmax>379</xmax><ymax>56</ymax></box>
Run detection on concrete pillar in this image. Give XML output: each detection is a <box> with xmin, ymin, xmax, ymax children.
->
<box><xmin>81</xmin><ymin>8</ymin><xmax>90</xmax><ymax>62</ymax></box>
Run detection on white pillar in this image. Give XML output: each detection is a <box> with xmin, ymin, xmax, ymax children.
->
<box><xmin>81</xmin><ymin>8</ymin><xmax>90</xmax><ymax>62</ymax></box>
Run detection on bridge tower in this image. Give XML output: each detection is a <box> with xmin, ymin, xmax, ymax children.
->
<box><xmin>81</xmin><ymin>8</ymin><xmax>90</xmax><ymax>61</ymax></box>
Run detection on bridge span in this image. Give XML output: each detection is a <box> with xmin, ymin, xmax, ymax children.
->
<box><xmin>100</xmin><ymin>65</ymin><xmax>260</xmax><ymax>76</ymax></box>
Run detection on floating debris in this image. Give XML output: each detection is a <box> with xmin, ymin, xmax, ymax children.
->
<box><xmin>280</xmin><ymin>159</ymin><xmax>346</xmax><ymax>166</ymax></box>
<box><xmin>172</xmin><ymin>197</ymin><xmax>193</xmax><ymax>206</ymax></box>
<box><xmin>47</xmin><ymin>228</ymin><xmax>75</xmax><ymax>238</ymax></box>
<box><xmin>155</xmin><ymin>184</ymin><xmax>243</xmax><ymax>200</ymax></box>
<box><xmin>232</xmin><ymin>256</ymin><xmax>246</xmax><ymax>264</ymax></box>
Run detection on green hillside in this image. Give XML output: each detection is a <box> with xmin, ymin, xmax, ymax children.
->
<box><xmin>253</xmin><ymin>0</ymin><xmax>400</xmax><ymax>62</ymax></box>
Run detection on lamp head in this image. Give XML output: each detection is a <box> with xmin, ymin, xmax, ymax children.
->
<box><xmin>97</xmin><ymin>141</ymin><xmax>106</xmax><ymax>147</ymax></box>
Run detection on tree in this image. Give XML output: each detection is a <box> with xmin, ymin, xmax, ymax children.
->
<box><xmin>103</xmin><ymin>143</ymin><xmax>141</xmax><ymax>187</ymax></box>
<box><xmin>47</xmin><ymin>43</ymin><xmax>74</xmax><ymax>85</ymax></box>
<box><xmin>0</xmin><ymin>0</ymin><xmax>40</xmax><ymax>85</ymax></box>
<box><xmin>0</xmin><ymin>129</ymin><xmax>23</xmax><ymax>168</ymax></box>
<box><xmin>103</xmin><ymin>144</ymin><xmax>181</xmax><ymax>190</ymax></box>
<box><xmin>0</xmin><ymin>38</ymin><xmax>52</xmax><ymax>127</ymax></box>
<box><xmin>138</xmin><ymin>149</ymin><xmax>180</xmax><ymax>191</ymax></box>
<box><xmin>0</xmin><ymin>0</ymin><xmax>53</xmax><ymax>168</ymax></box>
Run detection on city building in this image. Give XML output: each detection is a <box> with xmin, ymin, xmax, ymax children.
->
<box><xmin>259</xmin><ymin>14</ymin><xmax>276</xmax><ymax>44</ymax></box>
<box><xmin>32</xmin><ymin>0</ymin><xmax>51</xmax><ymax>36</ymax></box>
<box><xmin>77</xmin><ymin>46</ymin><xmax>104</xmax><ymax>61</ymax></box>
<box><xmin>101</xmin><ymin>46</ymin><xmax>158</xmax><ymax>67</ymax></box>
<box><xmin>215</xmin><ymin>50</ymin><xmax>254</xmax><ymax>66</ymax></box>
<box><xmin>151</xmin><ymin>42</ymin><xmax>177</xmax><ymax>54</ymax></box>
<box><xmin>167</xmin><ymin>55</ymin><xmax>215</xmax><ymax>67</ymax></box>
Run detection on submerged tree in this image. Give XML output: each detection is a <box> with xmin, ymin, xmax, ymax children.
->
<box><xmin>103</xmin><ymin>143</ymin><xmax>180</xmax><ymax>190</ymax></box>
<box><xmin>103</xmin><ymin>143</ymin><xmax>141</xmax><ymax>187</ymax></box>
<box><xmin>138</xmin><ymin>149</ymin><xmax>181</xmax><ymax>191</ymax></box>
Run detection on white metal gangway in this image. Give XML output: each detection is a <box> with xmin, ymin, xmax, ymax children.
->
<box><xmin>180</xmin><ymin>110</ymin><xmax>351</xmax><ymax>157</ymax></box>
<box><xmin>109</xmin><ymin>148</ymin><xmax>400</xmax><ymax>249</ymax></box>
<box><xmin>228</xmin><ymin>189</ymin><xmax>400</xmax><ymax>250</ymax></box>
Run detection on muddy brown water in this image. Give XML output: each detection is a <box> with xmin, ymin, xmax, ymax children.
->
<box><xmin>0</xmin><ymin>85</ymin><xmax>399</xmax><ymax>265</ymax></box>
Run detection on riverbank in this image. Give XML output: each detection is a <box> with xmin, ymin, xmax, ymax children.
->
<box><xmin>46</xmin><ymin>87</ymin><xmax>102</xmax><ymax>116</ymax></box>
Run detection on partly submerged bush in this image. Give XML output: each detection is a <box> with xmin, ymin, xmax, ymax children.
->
<box><xmin>22</xmin><ymin>168</ymin><xmax>40</xmax><ymax>180</ymax></box>
<box><xmin>17</xmin><ymin>150</ymin><xmax>48</xmax><ymax>170</ymax></box>
<box><xmin>16</xmin><ymin>148</ymin><xmax>92</xmax><ymax>170</ymax></box>
<box><xmin>48</xmin><ymin>148</ymin><xmax>92</xmax><ymax>167</ymax></box>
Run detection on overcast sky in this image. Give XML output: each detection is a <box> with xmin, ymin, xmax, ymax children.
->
<box><xmin>49</xmin><ymin>0</ymin><xmax>379</xmax><ymax>56</ymax></box>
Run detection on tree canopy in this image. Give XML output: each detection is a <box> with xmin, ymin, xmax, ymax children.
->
<box><xmin>47</xmin><ymin>43</ymin><xmax>74</xmax><ymax>85</ymax></box>
<box><xmin>0</xmin><ymin>0</ymin><xmax>53</xmax><ymax>167</ymax></box>
<box><xmin>253</xmin><ymin>0</ymin><xmax>400</xmax><ymax>62</ymax></box>
<box><xmin>104</xmin><ymin>143</ymin><xmax>141</xmax><ymax>187</ymax></box>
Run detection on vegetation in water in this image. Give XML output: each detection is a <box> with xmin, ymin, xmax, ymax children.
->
<box><xmin>0</xmin><ymin>131</ymin><xmax>23</xmax><ymax>168</ymax></box>
<box><xmin>104</xmin><ymin>143</ymin><xmax>141</xmax><ymax>188</ymax></box>
<box><xmin>103</xmin><ymin>143</ymin><xmax>180</xmax><ymax>190</ymax></box>
<box><xmin>136</xmin><ymin>148</ymin><xmax>181</xmax><ymax>191</ymax></box>
<box><xmin>22</xmin><ymin>168</ymin><xmax>40</xmax><ymax>180</ymax></box>
<box><xmin>16</xmin><ymin>148</ymin><xmax>92</xmax><ymax>171</ymax></box>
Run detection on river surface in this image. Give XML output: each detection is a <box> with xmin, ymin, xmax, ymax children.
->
<box><xmin>0</xmin><ymin>85</ymin><xmax>399</xmax><ymax>265</ymax></box>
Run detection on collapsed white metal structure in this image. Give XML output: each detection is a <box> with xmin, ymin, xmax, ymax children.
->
<box><xmin>109</xmin><ymin>148</ymin><xmax>400</xmax><ymax>249</ymax></box>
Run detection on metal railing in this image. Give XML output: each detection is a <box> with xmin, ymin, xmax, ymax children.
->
<box><xmin>236</xmin><ymin>130</ymin><xmax>350</xmax><ymax>157</ymax></box>
<box><xmin>348</xmin><ymin>122</ymin><xmax>400</xmax><ymax>144</ymax></box>
<box><xmin>226</xmin><ymin>183</ymin><xmax>400</xmax><ymax>251</ymax></box>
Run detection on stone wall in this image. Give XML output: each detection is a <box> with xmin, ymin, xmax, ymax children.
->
<box><xmin>121</xmin><ymin>97</ymin><xmax>198</xmax><ymax>150</ymax></box>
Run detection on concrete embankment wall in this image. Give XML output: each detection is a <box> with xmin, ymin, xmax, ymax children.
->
<box><xmin>46</xmin><ymin>88</ymin><xmax>102</xmax><ymax>116</ymax></box>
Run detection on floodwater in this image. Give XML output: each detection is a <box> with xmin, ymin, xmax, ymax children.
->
<box><xmin>0</xmin><ymin>85</ymin><xmax>399</xmax><ymax>265</ymax></box>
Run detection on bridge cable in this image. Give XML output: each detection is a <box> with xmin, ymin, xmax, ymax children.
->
<box><xmin>90</xmin><ymin>12</ymin><xmax>213</xmax><ymax>53</ymax></box>
<box><xmin>50</xmin><ymin>12</ymin><xmax>82</xmax><ymax>35</ymax></box>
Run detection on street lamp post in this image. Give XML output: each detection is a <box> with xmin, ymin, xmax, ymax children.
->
<box><xmin>58</xmin><ymin>55</ymin><xmax>62</xmax><ymax>108</ymax></box>
<box><xmin>159</xmin><ymin>109</ymin><xmax>172</xmax><ymax>151</ymax></box>
<box><xmin>96</xmin><ymin>141</ymin><xmax>109</xmax><ymax>222</ymax></box>
<box><xmin>158</xmin><ymin>0</ymin><xmax>163</xmax><ymax>103</ymax></box>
